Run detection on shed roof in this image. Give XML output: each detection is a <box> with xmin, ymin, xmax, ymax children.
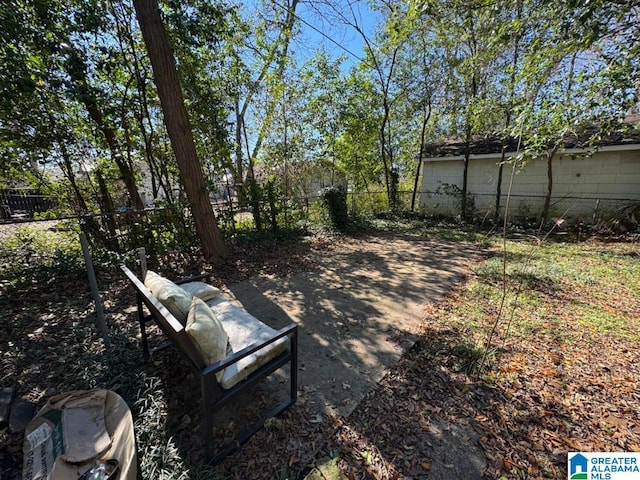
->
<box><xmin>422</xmin><ymin>115</ymin><xmax>640</xmax><ymax>159</ymax></box>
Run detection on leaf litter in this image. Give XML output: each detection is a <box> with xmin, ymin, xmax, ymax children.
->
<box><xmin>1</xmin><ymin>229</ymin><xmax>639</xmax><ymax>480</ymax></box>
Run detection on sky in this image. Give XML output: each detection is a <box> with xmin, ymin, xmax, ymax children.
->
<box><xmin>294</xmin><ymin>1</ymin><xmax>380</xmax><ymax>66</ymax></box>
<box><xmin>240</xmin><ymin>1</ymin><xmax>382</xmax><ymax>70</ymax></box>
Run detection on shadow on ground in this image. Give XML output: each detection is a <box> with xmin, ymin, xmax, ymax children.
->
<box><xmin>0</xmin><ymin>230</ymin><xmax>489</xmax><ymax>480</ymax></box>
<box><xmin>231</xmin><ymin>232</ymin><xmax>484</xmax><ymax>419</ymax></box>
<box><xmin>202</xmin><ymin>231</ymin><xmax>489</xmax><ymax>478</ymax></box>
<box><xmin>307</xmin><ymin>330</ymin><xmax>491</xmax><ymax>480</ymax></box>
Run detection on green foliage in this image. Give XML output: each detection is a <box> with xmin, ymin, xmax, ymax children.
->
<box><xmin>111</xmin><ymin>207</ymin><xmax>198</xmax><ymax>257</ymax></box>
<box><xmin>234</xmin><ymin>212</ymin><xmax>256</xmax><ymax>232</ymax></box>
<box><xmin>0</xmin><ymin>224</ymin><xmax>84</xmax><ymax>291</ymax></box>
<box><xmin>451</xmin><ymin>341</ymin><xmax>498</xmax><ymax>375</ymax></box>
<box><xmin>1</xmin><ymin>0</ymin><xmax>639</xmax><ymax>251</ymax></box>
<box><xmin>134</xmin><ymin>376</ymin><xmax>215</xmax><ymax>480</ymax></box>
<box><xmin>319</xmin><ymin>186</ymin><xmax>350</xmax><ymax>231</ymax></box>
<box><xmin>352</xmin><ymin>191</ymin><xmax>388</xmax><ymax>217</ymax></box>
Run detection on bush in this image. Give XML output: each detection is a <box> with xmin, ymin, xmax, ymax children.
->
<box><xmin>319</xmin><ymin>186</ymin><xmax>350</xmax><ymax>231</ymax></box>
<box><xmin>0</xmin><ymin>225</ymin><xmax>84</xmax><ymax>291</ymax></box>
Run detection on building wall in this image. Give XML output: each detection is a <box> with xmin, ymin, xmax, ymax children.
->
<box><xmin>420</xmin><ymin>148</ymin><xmax>640</xmax><ymax>220</ymax></box>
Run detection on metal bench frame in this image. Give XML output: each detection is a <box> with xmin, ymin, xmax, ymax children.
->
<box><xmin>121</xmin><ymin>265</ymin><xmax>298</xmax><ymax>464</ymax></box>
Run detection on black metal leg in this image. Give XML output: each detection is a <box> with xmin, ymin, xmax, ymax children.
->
<box><xmin>290</xmin><ymin>328</ymin><xmax>298</xmax><ymax>404</ymax></box>
<box><xmin>201</xmin><ymin>377</ymin><xmax>216</xmax><ymax>459</ymax></box>
<box><xmin>136</xmin><ymin>294</ymin><xmax>150</xmax><ymax>358</ymax></box>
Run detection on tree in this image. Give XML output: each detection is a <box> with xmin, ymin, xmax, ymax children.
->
<box><xmin>334</xmin><ymin>69</ymin><xmax>382</xmax><ymax>194</ymax></box>
<box><xmin>318</xmin><ymin>0</ymin><xmax>407</xmax><ymax>208</ymax></box>
<box><xmin>0</xmin><ymin>0</ymin><xmax>146</xmax><ymax>224</ymax></box>
<box><xmin>510</xmin><ymin>0</ymin><xmax>639</xmax><ymax>225</ymax></box>
<box><xmin>427</xmin><ymin>0</ymin><xmax>505</xmax><ymax>219</ymax></box>
<box><xmin>132</xmin><ymin>0</ymin><xmax>227</xmax><ymax>259</ymax></box>
<box><xmin>392</xmin><ymin>19</ymin><xmax>446</xmax><ymax>211</ymax></box>
<box><xmin>228</xmin><ymin>0</ymin><xmax>300</xmax><ymax>231</ymax></box>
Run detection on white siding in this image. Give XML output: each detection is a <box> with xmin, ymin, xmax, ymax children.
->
<box><xmin>420</xmin><ymin>148</ymin><xmax>640</xmax><ymax>219</ymax></box>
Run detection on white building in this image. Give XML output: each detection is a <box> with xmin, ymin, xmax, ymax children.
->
<box><xmin>419</xmin><ymin>122</ymin><xmax>640</xmax><ymax>223</ymax></box>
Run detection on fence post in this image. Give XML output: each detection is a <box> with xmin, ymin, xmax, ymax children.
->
<box><xmin>592</xmin><ymin>199</ymin><xmax>600</xmax><ymax>223</ymax></box>
<box><xmin>80</xmin><ymin>232</ymin><xmax>111</xmax><ymax>348</ymax></box>
<box><xmin>138</xmin><ymin>247</ymin><xmax>147</xmax><ymax>279</ymax></box>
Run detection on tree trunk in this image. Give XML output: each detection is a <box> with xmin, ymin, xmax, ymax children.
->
<box><xmin>94</xmin><ymin>167</ymin><xmax>119</xmax><ymax>247</ymax></box>
<box><xmin>541</xmin><ymin>150</ymin><xmax>554</xmax><ymax>224</ymax></box>
<box><xmin>62</xmin><ymin>43</ymin><xmax>145</xmax><ymax>211</ymax></box>
<box><xmin>113</xmin><ymin>0</ymin><xmax>174</xmax><ymax>205</ymax></box>
<box><xmin>233</xmin><ymin>96</ymin><xmax>247</xmax><ymax>203</ymax></box>
<box><xmin>461</xmin><ymin>122</ymin><xmax>472</xmax><ymax>220</ymax></box>
<box><xmin>494</xmin><ymin>162</ymin><xmax>504</xmax><ymax>222</ymax></box>
<box><xmin>133</xmin><ymin>0</ymin><xmax>227</xmax><ymax>260</ymax></box>
<box><xmin>380</xmin><ymin>101</ymin><xmax>392</xmax><ymax>205</ymax></box>
<box><xmin>246</xmin><ymin>164</ymin><xmax>263</xmax><ymax>233</ymax></box>
<box><xmin>84</xmin><ymin>102</ymin><xmax>145</xmax><ymax>210</ymax></box>
<box><xmin>495</xmin><ymin>0</ymin><xmax>522</xmax><ymax>223</ymax></box>
<box><xmin>411</xmin><ymin>100</ymin><xmax>432</xmax><ymax>212</ymax></box>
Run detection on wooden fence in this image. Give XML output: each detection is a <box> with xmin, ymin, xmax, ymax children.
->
<box><xmin>0</xmin><ymin>189</ymin><xmax>56</xmax><ymax>220</ymax></box>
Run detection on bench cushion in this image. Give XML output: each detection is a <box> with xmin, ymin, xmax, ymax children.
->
<box><xmin>186</xmin><ymin>297</ymin><xmax>228</xmax><ymax>379</ymax></box>
<box><xmin>207</xmin><ymin>298</ymin><xmax>289</xmax><ymax>389</ymax></box>
<box><xmin>180</xmin><ymin>281</ymin><xmax>222</xmax><ymax>302</ymax></box>
<box><xmin>144</xmin><ymin>271</ymin><xmax>192</xmax><ymax>323</ymax></box>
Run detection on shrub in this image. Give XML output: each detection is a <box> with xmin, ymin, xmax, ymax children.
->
<box><xmin>319</xmin><ymin>186</ymin><xmax>350</xmax><ymax>231</ymax></box>
<box><xmin>0</xmin><ymin>225</ymin><xmax>84</xmax><ymax>291</ymax></box>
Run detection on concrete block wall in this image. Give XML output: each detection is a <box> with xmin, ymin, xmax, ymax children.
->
<box><xmin>420</xmin><ymin>148</ymin><xmax>640</xmax><ymax>219</ymax></box>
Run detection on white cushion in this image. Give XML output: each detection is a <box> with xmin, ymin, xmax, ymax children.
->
<box><xmin>206</xmin><ymin>299</ymin><xmax>289</xmax><ymax>389</ymax></box>
<box><xmin>180</xmin><ymin>281</ymin><xmax>222</xmax><ymax>302</ymax></box>
<box><xmin>186</xmin><ymin>297</ymin><xmax>228</xmax><ymax>380</ymax></box>
<box><xmin>144</xmin><ymin>270</ymin><xmax>192</xmax><ymax>324</ymax></box>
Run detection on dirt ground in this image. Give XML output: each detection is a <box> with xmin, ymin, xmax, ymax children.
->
<box><xmin>220</xmin><ymin>231</ymin><xmax>489</xmax><ymax>478</ymax></box>
<box><xmin>231</xmin><ymin>232</ymin><xmax>479</xmax><ymax>418</ymax></box>
<box><xmin>1</xmin><ymin>226</ymin><xmax>490</xmax><ymax>479</ymax></box>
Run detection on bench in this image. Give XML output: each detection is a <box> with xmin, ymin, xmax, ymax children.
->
<box><xmin>120</xmin><ymin>264</ymin><xmax>298</xmax><ymax>464</ymax></box>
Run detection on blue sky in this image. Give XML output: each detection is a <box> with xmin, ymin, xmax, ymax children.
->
<box><xmin>239</xmin><ymin>1</ymin><xmax>381</xmax><ymax>70</ymax></box>
<box><xmin>294</xmin><ymin>1</ymin><xmax>380</xmax><ymax>65</ymax></box>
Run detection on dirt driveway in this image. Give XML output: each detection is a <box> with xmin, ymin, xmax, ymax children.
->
<box><xmin>224</xmin><ymin>231</ymin><xmax>488</xmax><ymax>478</ymax></box>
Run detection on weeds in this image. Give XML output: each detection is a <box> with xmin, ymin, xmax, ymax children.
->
<box><xmin>447</xmin><ymin>234</ymin><xmax>640</xmax><ymax>375</ymax></box>
<box><xmin>0</xmin><ymin>225</ymin><xmax>84</xmax><ymax>291</ymax></box>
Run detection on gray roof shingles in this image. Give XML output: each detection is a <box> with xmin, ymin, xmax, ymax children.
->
<box><xmin>423</xmin><ymin>116</ymin><xmax>640</xmax><ymax>158</ymax></box>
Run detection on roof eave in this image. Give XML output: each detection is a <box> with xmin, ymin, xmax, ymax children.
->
<box><xmin>422</xmin><ymin>142</ymin><xmax>640</xmax><ymax>162</ymax></box>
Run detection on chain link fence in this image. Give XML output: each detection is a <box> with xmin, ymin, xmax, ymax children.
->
<box><xmin>418</xmin><ymin>191</ymin><xmax>640</xmax><ymax>224</ymax></box>
<box><xmin>2</xmin><ymin>189</ymin><xmax>638</xmax><ymax>255</ymax></box>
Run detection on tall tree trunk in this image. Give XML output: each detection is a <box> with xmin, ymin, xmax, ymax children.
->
<box><xmin>58</xmin><ymin>143</ymin><xmax>88</xmax><ymax>213</ymax></box>
<box><xmin>112</xmin><ymin>0</ymin><xmax>174</xmax><ymax>205</ymax></box>
<box><xmin>133</xmin><ymin>0</ymin><xmax>227</xmax><ymax>260</ymax></box>
<box><xmin>94</xmin><ymin>167</ymin><xmax>119</xmax><ymax>246</ymax></box>
<box><xmin>62</xmin><ymin>43</ymin><xmax>145</xmax><ymax>210</ymax></box>
<box><xmin>541</xmin><ymin>150</ymin><xmax>555</xmax><ymax>224</ymax></box>
<box><xmin>233</xmin><ymin>95</ymin><xmax>246</xmax><ymax>202</ymax></box>
<box><xmin>233</xmin><ymin>0</ymin><xmax>299</xmax><ymax>206</ymax></box>
<box><xmin>495</xmin><ymin>158</ymin><xmax>504</xmax><ymax>221</ymax></box>
<box><xmin>83</xmin><ymin>102</ymin><xmax>145</xmax><ymax>210</ymax></box>
<box><xmin>461</xmin><ymin>122</ymin><xmax>472</xmax><ymax>220</ymax></box>
<box><xmin>495</xmin><ymin>0</ymin><xmax>523</xmax><ymax>222</ymax></box>
<box><xmin>411</xmin><ymin>99</ymin><xmax>432</xmax><ymax>212</ymax></box>
<box><xmin>380</xmin><ymin>100</ymin><xmax>392</xmax><ymax>204</ymax></box>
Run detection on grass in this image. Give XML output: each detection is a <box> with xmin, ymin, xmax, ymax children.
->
<box><xmin>454</xmin><ymin>236</ymin><xmax>640</xmax><ymax>348</ymax></box>
<box><xmin>322</xmin><ymin>229</ymin><xmax>639</xmax><ymax>479</ymax></box>
<box><xmin>435</xmin><ymin>234</ymin><xmax>640</xmax><ymax>476</ymax></box>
